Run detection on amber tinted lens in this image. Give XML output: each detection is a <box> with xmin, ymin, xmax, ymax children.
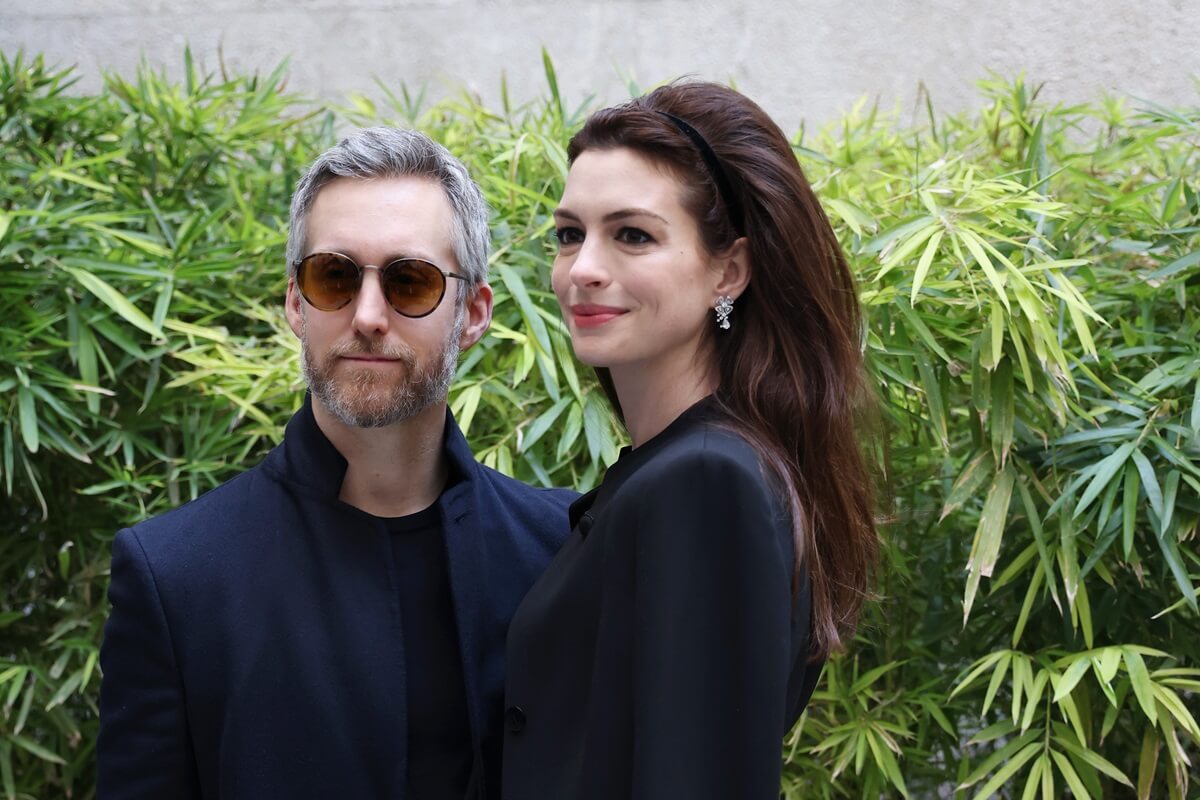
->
<box><xmin>382</xmin><ymin>259</ymin><xmax>446</xmax><ymax>317</ymax></box>
<box><xmin>297</xmin><ymin>253</ymin><xmax>360</xmax><ymax>310</ymax></box>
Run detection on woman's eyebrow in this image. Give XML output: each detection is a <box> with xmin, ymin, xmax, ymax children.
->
<box><xmin>552</xmin><ymin>207</ymin><xmax>668</xmax><ymax>224</ymax></box>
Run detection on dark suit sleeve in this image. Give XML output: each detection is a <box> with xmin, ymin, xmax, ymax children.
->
<box><xmin>98</xmin><ymin>528</ymin><xmax>200</xmax><ymax>799</ymax></box>
<box><xmin>628</xmin><ymin>447</ymin><xmax>794</xmax><ymax>800</ymax></box>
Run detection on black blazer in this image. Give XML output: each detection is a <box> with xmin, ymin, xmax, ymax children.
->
<box><xmin>98</xmin><ymin>397</ymin><xmax>574</xmax><ymax>799</ymax></box>
<box><xmin>503</xmin><ymin>398</ymin><xmax>822</xmax><ymax>800</ymax></box>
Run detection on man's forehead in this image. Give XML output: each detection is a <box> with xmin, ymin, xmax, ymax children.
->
<box><xmin>306</xmin><ymin>175</ymin><xmax>458</xmax><ymax>264</ymax></box>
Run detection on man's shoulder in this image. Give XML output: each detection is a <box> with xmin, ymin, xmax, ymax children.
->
<box><xmin>123</xmin><ymin>462</ymin><xmax>269</xmax><ymax>550</ymax></box>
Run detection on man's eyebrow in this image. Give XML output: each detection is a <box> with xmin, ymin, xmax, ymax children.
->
<box><xmin>312</xmin><ymin>247</ymin><xmax>445</xmax><ymax>265</ymax></box>
<box><xmin>552</xmin><ymin>207</ymin><xmax>668</xmax><ymax>224</ymax></box>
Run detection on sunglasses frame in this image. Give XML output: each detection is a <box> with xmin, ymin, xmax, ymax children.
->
<box><xmin>293</xmin><ymin>251</ymin><xmax>469</xmax><ymax>319</ymax></box>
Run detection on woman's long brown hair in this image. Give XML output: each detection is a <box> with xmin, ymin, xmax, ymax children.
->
<box><xmin>568</xmin><ymin>81</ymin><xmax>879</xmax><ymax>660</ymax></box>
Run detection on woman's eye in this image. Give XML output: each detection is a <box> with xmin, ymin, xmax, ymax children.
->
<box><xmin>616</xmin><ymin>227</ymin><xmax>653</xmax><ymax>245</ymax></box>
<box><xmin>553</xmin><ymin>227</ymin><xmax>584</xmax><ymax>246</ymax></box>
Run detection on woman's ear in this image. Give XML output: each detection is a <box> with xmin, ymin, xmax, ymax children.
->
<box><xmin>714</xmin><ymin>236</ymin><xmax>751</xmax><ymax>301</ymax></box>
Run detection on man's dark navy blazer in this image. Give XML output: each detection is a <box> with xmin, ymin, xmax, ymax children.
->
<box><xmin>98</xmin><ymin>396</ymin><xmax>575</xmax><ymax>799</ymax></box>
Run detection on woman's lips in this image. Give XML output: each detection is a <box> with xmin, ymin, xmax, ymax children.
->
<box><xmin>570</xmin><ymin>304</ymin><xmax>627</xmax><ymax>328</ymax></box>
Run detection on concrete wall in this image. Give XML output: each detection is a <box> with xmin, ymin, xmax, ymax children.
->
<box><xmin>3</xmin><ymin>0</ymin><xmax>1197</xmax><ymax>132</ymax></box>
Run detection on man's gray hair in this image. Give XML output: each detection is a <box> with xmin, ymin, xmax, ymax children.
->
<box><xmin>286</xmin><ymin>127</ymin><xmax>491</xmax><ymax>284</ymax></box>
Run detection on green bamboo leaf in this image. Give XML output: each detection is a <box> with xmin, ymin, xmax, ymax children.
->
<box><xmin>43</xmin><ymin>669</ymin><xmax>82</xmax><ymax>711</ymax></box>
<box><xmin>1138</xmin><ymin>728</ymin><xmax>1159</xmax><ymax>800</ymax></box>
<box><xmin>1155</xmin><ymin>532</ymin><xmax>1198</xmax><ymax>612</ymax></box>
<box><xmin>1122</xmin><ymin>462</ymin><xmax>1140</xmax><ymax>558</ymax></box>
<box><xmin>916</xmin><ymin>695</ymin><xmax>956</xmax><ymax>736</ymax></box>
<box><xmin>1151</xmin><ymin>683</ymin><xmax>1200</xmax><ymax>738</ymax></box>
<box><xmin>78</xmin><ymin>222</ymin><xmax>171</xmax><ymax>257</ymax></box>
<box><xmin>555</xmin><ymin>402</ymin><xmax>583</xmax><ymax>462</ymax></box>
<box><xmin>1148</xmin><ymin>247</ymin><xmax>1200</xmax><ymax>279</ymax></box>
<box><xmin>969</xmin><ymin>741</ymin><xmax>1041</xmax><ymax>799</ymax></box>
<box><xmin>451</xmin><ymin>383</ymin><xmax>482</xmax><ymax>434</ymax></box>
<box><xmin>982</xmin><ymin>301</ymin><xmax>1004</xmax><ymax>370</ymax></box>
<box><xmin>1011</xmin><ymin>560</ymin><xmax>1043</xmax><ymax>647</ymax></box>
<box><xmin>15</xmin><ymin>385</ymin><xmax>39</xmax><ymax>454</ymax></box>
<box><xmin>1123</xmin><ymin>649</ymin><xmax>1158</xmax><ymax>725</ymax></box>
<box><xmin>1159</xmin><ymin>470</ymin><xmax>1180</xmax><ymax>536</ymax></box>
<box><xmin>960</xmin><ymin>729</ymin><xmax>1036</xmax><ymax>787</ymax></box>
<box><xmin>951</xmin><ymin>650</ymin><xmax>1010</xmax><ymax>700</ymax></box>
<box><xmin>862</xmin><ymin>215</ymin><xmax>933</xmax><ymax>257</ymax></box>
<box><xmin>1017</xmin><ymin>477</ymin><xmax>1061</xmax><ymax>609</ymax></box>
<box><xmin>1053</xmin><ymin>733</ymin><xmax>1133</xmax><ymax>786</ymax></box>
<box><xmin>957</xmin><ymin>229</ymin><xmax>1011</xmax><ymax>312</ymax></box>
<box><xmin>0</xmin><ymin>739</ymin><xmax>13</xmax><ymax>800</ymax></box>
<box><xmin>880</xmin><ymin>222</ymin><xmax>940</xmax><ymax>272</ymax></box>
<box><xmin>909</xmin><ymin>227</ymin><xmax>944</xmax><ymax>303</ymax></box>
<box><xmin>990</xmin><ymin>358</ymin><xmax>1014</xmax><ymax>466</ymax></box>
<box><xmin>865</xmin><ymin>732</ymin><xmax>908</xmax><ymax>798</ymax></box>
<box><xmin>77</xmin><ymin>323</ymin><xmax>101</xmax><ymax>414</ymax></box>
<box><xmin>849</xmin><ymin>659</ymin><xmax>908</xmax><ymax>694</ymax></box>
<box><xmin>582</xmin><ymin>394</ymin><xmax>605</xmax><ymax>463</ymax></box>
<box><xmin>964</xmin><ymin>468</ymin><xmax>1015</xmax><ymax>622</ymax></box>
<box><xmin>895</xmin><ymin>298</ymin><xmax>951</xmax><ymax>363</ymax></box>
<box><xmin>9</xmin><ymin>735</ymin><xmax>65</xmax><ymax>765</ymax></box>
<box><xmin>1020</xmin><ymin>755</ymin><xmax>1046</xmax><ymax>800</ymax></box>
<box><xmin>914</xmin><ymin>352</ymin><xmax>948</xmax><ymax>450</ymax></box>
<box><xmin>1190</xmin><ymin>377</ymin><xmax>1200</xmax><ymax>435</ymax></box>
<box><xmin>1048</xmin><ymin>749</ymin><xmax>1090</xmax><ymax>800</ymax></box>
<box><xmin>1073</xmin><ymin>441</ymin><xmax>1135</xmax><ymax>519</ymax></box>
<box><xmin>981</xmin><ymin>652</ymin><xmax>1011</xmax><ymax>715</ymax></box>
<box><xmin>65</xmin><ymin>267</ymin><xmax>164</xmax><ymax>339</ymax></box>
<box><xmin>1040</xmin><ymin>753</ymin><xmax>1055</xmax><ymax>799</ymax></box>
<box><xmin>967</xmin><ymin>720</ymin><xmax>1018</xmax><ymax>745</ymax></box>
<box><xmin>823</xmin><ymin>198</ymin><xmax>877</xmax><ymax>237</ymax></box>
<box><xmin>1076</xmin><ymin>579</ymin><xmax>1094</xmax><ymax>648</ymax></box>
<box><xmin>1131</xmin><ymin>448</ymin><xmax>1164</xmax><ymax>519</ymax></box>
<box><xmin>541</xmin><ymin>47</ymin><xmax>563</xmax><ymax>121</ymax></box>
<box><xmin>520</xmin><ymin>396</ymin><xmax>571</xmax><ymax>453</ymax></box>
<box><xmin>1056</xmin><ymin>691</ymin><xmax>1089</xmax><ymax>745</ymax></box>
<box><xmin>1008</xmin><ymin>321</ymin><xmax>1035</xmax><ymax>391</ymax></box>
<box><xmin>1052</xmin><ymin>656</ymin><xmax>1091</xmax><ymax>702</ymax></box>
<box><xmin>1097</xmin><ymin>647</ymin><xmax>1123</xmax><ymax>684</ymax></box>
<box><xmin>941</xmin><ymin>451</ymin><xmax>994</xmax><ymax>521</ymax></box>
<box><xmin>1062</xmin><ymin>293</ymin><xmax>1098</xmax><ymax>357</ymax></box>
<box><xmin>496</xmin><ymin>264</ymin><xmax>553</xmax><ymax>360</ymax></box>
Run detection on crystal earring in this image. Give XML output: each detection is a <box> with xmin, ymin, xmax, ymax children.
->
<box><xmin>715</xmin><ymin>295</ymin><xmax>734</xmax><ymax>330</ymax></box>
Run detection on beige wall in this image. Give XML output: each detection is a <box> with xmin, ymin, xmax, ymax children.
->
<box><xmin>3</xmin><ymin>0</ymin><xmax>1197</xmax><ymax>132</ymax></box>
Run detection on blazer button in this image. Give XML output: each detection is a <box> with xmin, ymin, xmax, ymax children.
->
<box><xmin>505</xmin><ymin>705</ymin><xmax>526</xmax><ymax>733</ymax></box>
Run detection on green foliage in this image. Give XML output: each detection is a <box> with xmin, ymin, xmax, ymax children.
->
<box><xmin>1</xmin><ymin>50</ymin><xmax>1197</xmax><ymax>798</ymax></box>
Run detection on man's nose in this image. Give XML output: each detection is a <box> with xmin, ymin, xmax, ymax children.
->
<box><xmin>351</xmin><ymin>266</ymin><xmax>392</xmax><ymax>337</ymax></box>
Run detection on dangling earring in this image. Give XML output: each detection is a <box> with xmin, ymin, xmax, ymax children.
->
<box><xmin>715</xmin><ymin>295</ymin><xmax>734</xmax><ymax>330</ymax></box>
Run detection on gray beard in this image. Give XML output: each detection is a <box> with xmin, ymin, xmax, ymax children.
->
<box><xmin>300</xmin><ymin>307</ymin><xmax>465</xmax><ymax>429</ymax></box>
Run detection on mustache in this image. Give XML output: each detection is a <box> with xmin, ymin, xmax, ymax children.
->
<box><xmin>326</xmin><ymin>338</ymin><xmax>415</xmax><ymax>362</ymax></box>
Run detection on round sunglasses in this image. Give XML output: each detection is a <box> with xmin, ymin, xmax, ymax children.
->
<box><xmin>294</xmin><ymin>251</ymin><xmax>468</xmax><ymax>319</ymax></box>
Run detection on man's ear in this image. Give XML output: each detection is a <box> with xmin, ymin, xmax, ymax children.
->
<box><xmin>285</xmin><ymin>277</ymin><xmax>304</xmax><ymax>338</ymax></box>
<box><xmin>713</xmin><ymin>236</ymin><xmax>751</xmax><ymax>301</ymax></box>
<box><xmin>458</xmin><ymin>280</ymin><xmax>494</xmax><ymax>350</ymax></box>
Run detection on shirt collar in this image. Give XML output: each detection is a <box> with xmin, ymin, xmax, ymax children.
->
<box><xmin>272</xmin><ymin>393</ymin><xmax>476</xmax><ymax>498</ymax></box>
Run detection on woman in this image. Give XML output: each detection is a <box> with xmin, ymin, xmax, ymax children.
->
<box><xmin>503</xmin><ymin>81</ymin><xmax>879</xmax><ymax>799</ymax></box>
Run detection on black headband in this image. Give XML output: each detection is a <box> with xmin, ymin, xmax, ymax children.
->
<box><xmin>656</xmin><ymin>111</ymin><xmax>744</xmax><ymax>235</ymax></box>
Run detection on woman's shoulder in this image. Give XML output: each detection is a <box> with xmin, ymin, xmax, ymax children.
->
<box><xmin>623</xmin><ymin>418</ymin><xmax>775</xmax><ymax>506</ymax></box>
<box><xmin>610</xmin><ymin>415</ymin><xmax>794</xmax><ymax>569</ymax></box>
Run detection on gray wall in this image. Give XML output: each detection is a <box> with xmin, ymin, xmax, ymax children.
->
<box><xmin>3</xmin><ymin>0</ymin><xmax>1198</xmax><ymax>131</ymax></box>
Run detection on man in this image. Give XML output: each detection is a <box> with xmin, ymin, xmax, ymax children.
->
<box><xmin>98</xmin><ymin>127</ymin><xmax>574</xmax><ymax>799</ymax></box>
